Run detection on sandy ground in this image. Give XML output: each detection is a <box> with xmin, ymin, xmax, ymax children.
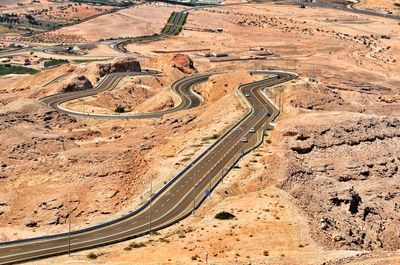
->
<box><xmin>54</xmin><ymin>3</ymin><xmax>183</xmax><ymax>41</ymax></box>
<box><xmin>0</xmin><ymin>0</ymin><xmax>112</xmax><ymax>40</ymax></box>
<box><xmin>1</xmin><ymin>0</ymin><xmax>400</xmax><ymax>264</ymax></box>
<box><xmin>357</xmin><ymin>0</ymin><xmax>400</xmax><ymax>15</ymax></box>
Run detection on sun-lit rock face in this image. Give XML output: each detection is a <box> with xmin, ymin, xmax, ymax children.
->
<box><xmin>98</xmin><ymin>57</ymin><xmax>142</xmax><ymax>77</ymax></box>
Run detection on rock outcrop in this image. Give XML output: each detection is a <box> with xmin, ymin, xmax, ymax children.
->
<box><xmin>98</xmin><ymin>57</ymin><xmax>141</xmax><ymax>77</ymax></box>
<box><xmin>278</xmin><ymin>114</ymin><xmax>400</xmax><ymax>251</ymax></box>
<box><xmin>197</xmin><ymin>71</ymin><xmax>254</xmax><ymax>103</ymax></box>
<box><xmin>94</xmin><ymin>84</ymin><xmax>151</xmax><ymax>110</ymax></box>
<box><xmin>63</xmin><ymin>76</ymin><xmax>93</xmax><ymax>92</ymax></box>
<box><xmin>170</xmin><ymin>54</ymin><xmax>195</xmax><ymax>74</ymax></box>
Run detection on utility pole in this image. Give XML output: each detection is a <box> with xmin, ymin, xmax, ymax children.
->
<box><xmin>148</xmin><ymin>199</ymin><xmax>152</xmax><ymax>237</ymax></box>
<box><xmin>312</xmin><ymin>66</ymin><xmax>315</xmax><ymax>80</ymax></box>
<box><xmin>150</xmin><ymin>173</ymin><xmax>153</xmax><ymax>200</ymax></box>
<box><xmin>192</xmin><ymin>170</ymin><xmax>198</xmax><ymax>216</ymax></box>
<box><xmin>208</xmin><ymin>172</ymin><xmax>212</xmax><ymax>197</ymax></box>
<box><xmin>148</xmin><ymin>174</ymin><xmax>154</xmax><ymax>237</ymax></box>
<box><xmin>68</xmin><ymin>193</ymin><xmax>71</xmax><ymax>256</ymax></box>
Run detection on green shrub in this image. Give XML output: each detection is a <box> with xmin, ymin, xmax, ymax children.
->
<box><xmin>211</xmin><ymin>133</ymin><xmax>220</xmax><ymax>140</ymax></box>
<box><xmin>128</xmin><ymin>242</ymin><xmax>146</xmax><ymax>248</ymax></box>
<box><xmin>0</xmin><ymin>65</ymin><xmax>39</xmax><ymax>76</ymax></box>
<box><xmin>215</xmin><ymin>211</ymin><xmax>235</xmax><ymax>220</ymax></box>
<box><xmin>87</xmin><ymin>252</ymin><xmax>98</xmax><ymax>259</ymax></box>
<box><xmin>114</xmin><ymin>106</ymin><xmax>125</xmax><ymax>113</ymax></box>
<box><xmin>44</xmin><ymin>59</ymin><xmax>69</xmax><ymax>68</ymax></box>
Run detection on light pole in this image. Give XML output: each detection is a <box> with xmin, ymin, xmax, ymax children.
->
<box><xmin>192</xmin><ymin>169</ymin><xmax>198</xmax><ymax>216</ymax></box>
<box><xmin>221</xmin><ymin>163</ymin><xmax>225</xmax><ymax>184</ymax></box>
<box><xmin>148</xmin><ymin>173</ymin><xmax>154</xmax><ymax>237</ymax></box>
<box><xmin>208</xmin><ymin>171</ymin><xmax>212</xmax><ymax>197</ymax></box>
<box><xmin>222</xmin><ymin>149</ymin><xmax>228</xmax><ymax>183</ymax></box>
<box><xmin>68</xmin><ymin>193</ymin><xmax>71</xmax><ymax>256</ymax></box>
<box><xmin>148</xmin><ymin>198</ymin><xmax>152</xmax><ymax>237</ymax></box>
<box><xmin>150</xmin><ymin>173</ymin><xmax>153</xmax><ymax>200</ymax></box>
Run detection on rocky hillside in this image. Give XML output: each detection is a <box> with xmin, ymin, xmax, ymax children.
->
<box><xmin>98</xmin><ymin>57</ymin><xmax>142</xmax><ymax>77</ymax></box>
<box><xmin>278</xmin><ymin>114</ymin><xmax>400</xmax><ymax>250</ymax></box>
<box><xmin>61</xmin><ymin>76</ymin><xmax>93</xmax><ymax>92</ymax></box>
<box><xmin>268</xmin><ymin>73</ymin><xmax>400</xmax><ymax>252</ymax></box>
<box><xmin>94</xmin><ymin>84</ymin><xmax>153</xmax><ymax>110</ymax></box>
<box><xmin>196</xmin><ymin>71</ymin><xmax>254</xmax><ymax>103</ymax></box>
<box><xmin>170</xmin><ymin>54</ymin><xmax>195</xmax><ymax>74</ymax></box>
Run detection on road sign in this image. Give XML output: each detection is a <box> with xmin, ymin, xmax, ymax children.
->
<box><xmin>205</xmin><ymin>189</ymin><xmax>211</xmax><ymax>197</ymax></box>
<box><xmin>240</xmin><ymin>149</ymin><xmax>244</xmax><ymax>156</ymax></box>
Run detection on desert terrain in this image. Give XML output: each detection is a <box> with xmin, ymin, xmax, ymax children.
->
<box><xmin>0</xmin><ymin>0</ymin><xmax>399</xmax><ymax>264</ymax></box>
<box><xmin>357</xmin><ymin>0</ymin><xmax>400</xmax><ymax>15</ymax></box>
<box><xmin>54</xmin><ymin>3</ymin><xmax>182</xmax><ymax>41</ymax></box>
<box><xmin>0</xmin><ymin>0</ymin><xmax>113</xmax><ymax>39</ymax></box>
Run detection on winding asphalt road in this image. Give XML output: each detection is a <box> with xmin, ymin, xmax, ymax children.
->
<box><xmin>110</xmin><ymin>10</ymin><xmax>187</xmax><ymax>54</ymax></box>
<box><xmin>0</xmin><ymin>70</ymin><xmax>297</xmax><ymax>264</ymax></box>
<box><xmin>292</xmin><ymin>0</ymin><xmax>400</xmax><ymax>20</ymax></box>
<box><xmin>40</xmin><ymin>69</ymin><xmax>209</xmax><ymax>119</ymax></box>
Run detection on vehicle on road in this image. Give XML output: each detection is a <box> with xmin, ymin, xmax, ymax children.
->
<box><xmin>241</xmin><ymin>137</ymin><xmax>248</xmax><ymax>142</ymax></box>
<box><xmin>249</xmin><ymin>127</ymin><xmax>255</xmax><ymax>133</ymax></box>
<box><xmin>245</xmin><ymin>93</ymin><xmax>250</xmax><ymax>97</ymax></box>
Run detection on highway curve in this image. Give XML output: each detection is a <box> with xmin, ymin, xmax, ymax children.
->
<box><xmin>40</xmin><ymin>69</ymin><xmax>209</xmax><ymax>119</ymax></box>
<box><xmin>293</xmin><ymin>0</ymin><xmax>400</xmax><ymax>20</ymax></box>
<box><xmin>0</xmin><ymin>70</ymin><xmax>297</xmax><ymax>265</ymax></box>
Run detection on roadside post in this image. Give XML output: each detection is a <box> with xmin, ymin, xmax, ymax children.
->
<box><xmin>68</xmin><ymin>194</ymin><xmax>71</xmax><ymax>256</ymax></box>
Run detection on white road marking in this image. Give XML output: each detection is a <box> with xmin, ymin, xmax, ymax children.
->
<box><xmin>9</xmin><ymin>248</ymin><xmax>23</xmax><ymax>252</ymax></box>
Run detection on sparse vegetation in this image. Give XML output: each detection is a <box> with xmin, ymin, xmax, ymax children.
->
<box><xmin>124</xmin><ymin>241</ymin><xmax>146</xmax><ymax>251</ymax></box>
<box><xmin>44</xmin><ymin>59</ymin><xmax>69</xmax><ymax>68</ymax></box>
<box><xmin>202</xmin><ymin>133</ymin><xmax>221</xmax><ymax>141</ymax></box>
<box><xmin>215</xmin><ymin>211</ymin><xmax>236</xmax><ymax>220</ymax></box>
<box><xmin>87</xmin><ymin>252</ymin><xmax>98</xmax><ymax>259</ymax></box>
<box><xmin>172</xmin><ymin>12</ymin><xmax>188</xmax><ymax>35</ymax></box>
<box><xmin>0</xmin><ymin>65</ymin><xmax>39</xmax><ymax>76</ymax></box>
<box><xmin>114</xmin><ymin>106</ymin><xmax>126</xmax><ymax>113</ymax></box>
<box><xmin>73</xmin><ymin>59</ymin><xmax>102</xmax><ymax>64</ymax></box>
<box><xmin>162</xmin><ymin>12</ymin><xmax>178</xmax><ymax>34</ymax></box>
<box><xmin>71</xmin><ymin>0</ymin><xmax>132</xmax><ymax>7</ymax></box>
<box><xmin>211</xmin><ymin>133</ymin><xmax>220</xmax><ymax>140</ymax></box>
<box><xmin>161</xmin><ymin>12</ymin><xmax>188</xmax><ymax>35</ymax></box>
<box><xmin>181</xmin><ymin>156</ymin><xmax>191</xmax><ymax>162</ymax></box>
